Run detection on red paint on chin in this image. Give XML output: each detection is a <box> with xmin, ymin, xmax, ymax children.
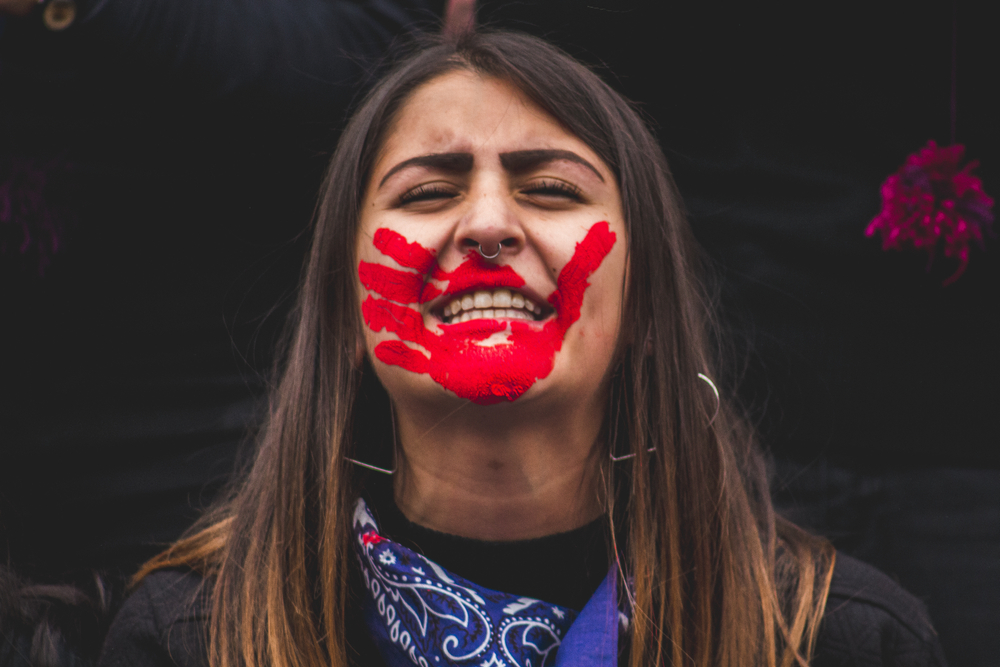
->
<box><xmin>360</xmin><ymin>222</ymin><xmax>617</xmax><ymax>405</ymax></box>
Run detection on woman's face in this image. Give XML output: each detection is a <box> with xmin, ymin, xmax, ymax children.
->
<box><xmin>356</xmin><ymin>70</ymin><xmax>627</xmax><ymax>413</ymax></box>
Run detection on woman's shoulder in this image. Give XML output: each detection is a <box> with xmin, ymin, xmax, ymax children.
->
<box><xmin>813</xmin><ymin>552</ymin><xmax>948</xmax><ymax>667</ymax></box>
<box><xmin>98</xmin><ymin>569</ymin><xmax>209</xmax><ymax>667</ymax></box>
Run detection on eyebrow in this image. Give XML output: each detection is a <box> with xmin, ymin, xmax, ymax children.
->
<box><xmin>499</xmin><ymin>149</ymin><xmax>605</xmax><ymax>182</ymax></box>
<box><xmin>377</xmin><ymin>148</ymin><xmax>605</xmax><ymax>188</ymax></box>
<box><xmin>378</xmin><ymin>152</ymin><xmax>474</xmax><ymax>187</ymax></box>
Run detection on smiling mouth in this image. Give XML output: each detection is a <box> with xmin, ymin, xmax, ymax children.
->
<box><xmin>438</xmin><ymin>288</ymin><xmax>551</xmax><ymax>324</ymax></box>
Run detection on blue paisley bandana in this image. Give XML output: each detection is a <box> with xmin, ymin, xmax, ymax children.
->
<box><xmin>352</xmin><ymin>499</ymin><xmax>623</xmax><ymax>667</ymax></box>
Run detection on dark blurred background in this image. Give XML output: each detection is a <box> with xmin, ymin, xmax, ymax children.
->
<box><xmin>2</xmin><ymin>1</ymin><xmax>997</xmax><ymax>665</ymax></box>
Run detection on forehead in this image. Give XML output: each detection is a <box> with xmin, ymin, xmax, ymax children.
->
<box><xmin>375</xmin><ymin>70</ymin><xmax>602</xmax><ymax>169</ymax></box>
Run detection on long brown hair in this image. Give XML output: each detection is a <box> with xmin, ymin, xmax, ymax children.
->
<box><xmin>137</xmin><ymin>30</ymin><xmax>834</xmax><ymax>667</ymax></box>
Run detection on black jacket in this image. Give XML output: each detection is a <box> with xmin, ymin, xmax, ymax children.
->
<box><xmin>97</xmin><ymin>553</ymin><xmax>947</xmax><ymax>667</ymax></box>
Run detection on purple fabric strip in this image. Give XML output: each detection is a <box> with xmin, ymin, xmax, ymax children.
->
<box><xmin>554</xmin><ymin>567</ymin><xmax>618</xmax><ymax>666</ymax></box>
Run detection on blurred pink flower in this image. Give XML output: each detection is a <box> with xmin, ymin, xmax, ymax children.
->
<box><xmin>866</xmin><ymin>140</ymin><xmax>994</xmax><ymax>285</ymax></box>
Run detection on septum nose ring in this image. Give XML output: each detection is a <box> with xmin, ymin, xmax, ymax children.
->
<box><xmin>478</xmin><ymin>243</ymin><xmax>501</xmax><ymax>260</ymax></box>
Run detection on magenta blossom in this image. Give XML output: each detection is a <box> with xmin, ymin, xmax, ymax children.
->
<box><xmin>866</xmin><ymin>140</ymin><xmax>994</xmax><ymax>285</ymax></box>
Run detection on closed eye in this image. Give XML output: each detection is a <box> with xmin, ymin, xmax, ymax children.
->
<box><xmin>521</xmin><ymin>179</ymin><xmax>583</xmax><ymax>202</ymax></box>
<box><xmin>397</xmin><ymin>183</ymin><xmax>458</xmax><ymax>207</ymax></box>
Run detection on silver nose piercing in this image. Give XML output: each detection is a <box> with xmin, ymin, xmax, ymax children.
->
<box><xmin>478</xmin><ymin>243</ymin><xmax>501</xmax><ymax>259</ymax></box>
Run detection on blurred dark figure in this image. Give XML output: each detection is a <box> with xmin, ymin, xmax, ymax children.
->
<box><xmin>0</xmin><ymin>0</ymin><xmax>446</xmax><ymax>639</ymax></box>
<box><xmin>0</xmin><ymin>564</ymin><xmax>109</xmax><ymax>667</ymax></box>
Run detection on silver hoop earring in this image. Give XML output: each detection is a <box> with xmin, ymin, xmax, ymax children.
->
<box><xmin>478</xmin><ymin>243</ymin><xmax>501</xmax><ymax>259</ymax></box>
<box><xmin>345</xmin><ymin>402</ymin><xmax>398</xmax><ymax>475</ymax></box>
<box><xmin>697</xmin><ymin>373</ymin><xmax>720</xmax><ymax>425</ymax></box>
<box><xmin>609</xmin><ymin>373</ymin><xmax>721</xmax><ymax>462</ymax></box>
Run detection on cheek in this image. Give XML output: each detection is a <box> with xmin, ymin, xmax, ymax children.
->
<box><xmin>569</xmin><ymin>259</ymin><xmax>627</xmax><ymax>369</ymax></box>
<box><xmin>582</xmin><ymin>240</ymin><xmax>627</xmax><ymax>323</ymax></box>
<box><xmin>572</xmin><ymin>298</ymin><xmax>622</xmax><ymax>373</ymax></box>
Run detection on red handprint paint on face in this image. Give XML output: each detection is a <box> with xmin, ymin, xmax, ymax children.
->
<box><xmin>360</xmin><ymin>222</ymin><xmax>617</xmax><ymax>405</ymax></box>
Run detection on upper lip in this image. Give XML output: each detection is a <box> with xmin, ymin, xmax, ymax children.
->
<box><xmin>432</xmin><ymin>270</ymin><xmax>525</xmax><ymax>300</ymax></box>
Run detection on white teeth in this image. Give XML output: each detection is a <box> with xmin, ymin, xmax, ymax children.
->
<box><xmin>444</xmin><ymin>289</ymin><xmax>545</xmax><ymax>322</ymax></box>
<box><xmin>473</xmin><ymin>291</ymin><xmax>492</xmax><ymax>308</ymax></box>
<box><xmin>493</xmin><ymin>289</ymin><xmax>512</xmax><ymax>308</ymax></box>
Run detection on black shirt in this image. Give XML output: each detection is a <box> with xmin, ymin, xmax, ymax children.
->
<box><xmin>360</xmin><ymin>478</ymin><xmax>612</xmax><ymax>612</ymax></box>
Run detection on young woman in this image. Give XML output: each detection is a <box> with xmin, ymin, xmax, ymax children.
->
<box><xmin>98</xmin><ymin>31</ymin><xmax>947</xmax><ymax>667</ymax></box>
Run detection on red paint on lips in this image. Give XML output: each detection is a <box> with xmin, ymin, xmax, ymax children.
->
<box><xmin>430</xmin><ymin>258</ymin><xmax>526</xmax><ymax>302</ymax></box>
<box><xmin>360</xmin><ymin>222</ymin><xmax>617</xmax><ymax>405</ymax></box>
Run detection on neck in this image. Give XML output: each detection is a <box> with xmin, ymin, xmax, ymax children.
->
<box><xmin>392</xmin><ymin>393</ymin><xmax>606</xmax><ymax>541</ymax></box>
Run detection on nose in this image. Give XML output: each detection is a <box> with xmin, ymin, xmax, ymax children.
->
<box><xmin>454</xmin><ymin>186</ymin><xmax>524</xmax><ymax>262</ymax></box>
